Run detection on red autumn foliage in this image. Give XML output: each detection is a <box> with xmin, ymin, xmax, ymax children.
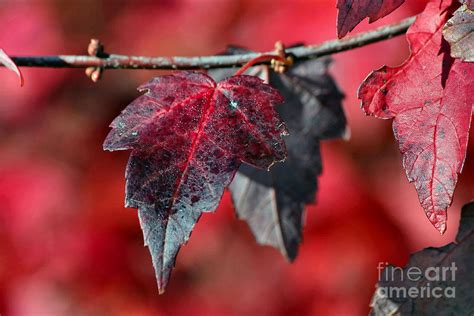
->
<box><xmin>1</xmin><ymin>0</ymin><xmax>473</xmax><ymax>315</ymax></box>
<box><xmin>337</xmin><ymin>0</ymin><xmax>405</xmax><ymax>37</ymax></box>
<box><xmin>359</xmin><ymin>0</ymin><xmax>474</xmax><ymax>234</ymax></box>
<box><xmin>104</xmin><ymin>72</ymin><xmax>287</xmax><ymax>292</ymax></box>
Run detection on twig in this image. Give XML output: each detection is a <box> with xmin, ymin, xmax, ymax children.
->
<box><xmin>3</xmin><ymin>16</ymin><xmax>415</xmax><ymax>70</ymax></box>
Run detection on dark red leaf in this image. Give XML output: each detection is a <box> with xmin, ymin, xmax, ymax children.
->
<box><xmin>336</xmin><ymin>0</ymin><xmax>405</xmax><ymax>38</ymax></box>
<box><xmin>0</xmin><ymin>49</ymin><xmax>23</xmax><ymax>86</ymax></box>
<box><xmin>358</xmin><ymin>0</ymin><xmax>474</xmax><ymax>234</ymax></box>
<box><xmin>103</xmin><ymin>71</ymin><xmax>287</xmax><ymax>293</ymax></box>
<box><xmin>370</xmin><ymin>201</ymin><xmax>474</xmax><ymax>315</ymax></box>
<box><xmin>443</xmin><ymin>0</ymin><xmax>474</xmax><ymax>62</ymax></box>
<box><xmin>210</xmin><ymin>48</ymin><xmax>346</xmax><ymax>261</ymax></box>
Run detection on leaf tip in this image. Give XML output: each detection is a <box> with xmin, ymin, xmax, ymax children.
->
<box><xmin>342</xmin><ymin>126</ymin><xmax>351</xmax><ymax>141</ymax></box>
<box><xmin>0</xmin><ymin>49</ymin><xmax>24</xmax><ymax>87</ymax></box>
<box><xmin>285</xmin><ymin>252</ymin><xmax>298</xmax><ymax>263</ymax></box>
<box><xmin>158</xmin><ymin>284</ymin><xmax>166</xmax><ymax>295</ymax></box>
<box><xmin>155</xmin><ymin>269</ymin><xmax>171</xmax><ymax>295</ymax></box>
<box><xmin>427</xmin><ymin>210</ymin><xmax>447</xmax><ymax>234</ymax></box>
<box><xmin>437</xmin><ymin>222</ymin><xmax>447</xmax><ymax>235</ymax></box>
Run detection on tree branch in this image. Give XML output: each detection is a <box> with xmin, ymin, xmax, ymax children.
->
<box><xmin>4</xmin><ymin>16</ymin><xmax>415</xmax><ymax>70</ymax></box>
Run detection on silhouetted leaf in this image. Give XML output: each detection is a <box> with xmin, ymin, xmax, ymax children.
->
<box><xmin>370</xmin><ymin>201</ymin><xmax>474</xmax><ymax>315</ymax></box>
<box><xmin>210</xmin><ymin>47</ymin><xmax>346</xmax><ymax>260</ymax></box>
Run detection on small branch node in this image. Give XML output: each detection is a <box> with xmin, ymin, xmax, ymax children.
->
<box><xmin>85</xmin><ymin>67</ymin><xmax>103</xmax><ymax>82</ymax></box>
<box><xmin>271</xmin><ymin>41</ymin><xmax>293</xmax><ymax>74</ymax></box>
<box><xmin>87</xmin><ymin>38</ymin><xmax>105</xmax><ymax>57</ymax></box>
<box><xmin>85</xmin><ymin>38</ymin><xmax>106</xmax><ymax>82</ymax></box>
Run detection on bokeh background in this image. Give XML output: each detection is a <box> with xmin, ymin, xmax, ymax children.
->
<box><xmin>0</xmin><ymin>0</ymin><xmax>472</xmax><ymax>315</ymax></box>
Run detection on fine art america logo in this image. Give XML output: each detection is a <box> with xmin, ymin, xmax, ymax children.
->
<box><xmin>376</xmin><ymin>262</ymin><xmax>457</xmax><ymax>299</ymax></box>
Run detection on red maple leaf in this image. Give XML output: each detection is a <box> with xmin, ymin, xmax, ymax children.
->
<box><xmin>359</xmin><ymin>0</ymin><xmax>474</xmax><ymax>234</ymax></box>
<box><xmin>103</xmin><ymin>71</ymin><xmax>287</xmax><ymax>293</ymax></box>
<box><xmin>336</xmin><ymin>0</ymin><xmax>405</xmax><ymax>38</ymax></box>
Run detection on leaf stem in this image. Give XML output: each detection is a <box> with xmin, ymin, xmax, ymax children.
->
<box><xmin>234</xmin><ymin>55</ymin><xmax>285</xmax><ymax>76</ymax></box>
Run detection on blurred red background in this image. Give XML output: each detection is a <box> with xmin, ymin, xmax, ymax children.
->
<box><xmin>0</xmin><ymin>0</ymin><xmax>473</xmax><ymax>315</ymax></box>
